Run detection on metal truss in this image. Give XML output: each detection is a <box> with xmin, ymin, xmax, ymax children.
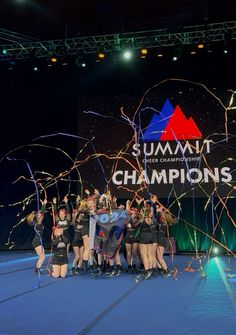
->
<box><xmin>0</xmin><ymin>20</ymin><xmax>235</xmax><ymax>61</ymax></box>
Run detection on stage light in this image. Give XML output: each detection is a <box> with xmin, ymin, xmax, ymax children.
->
<box><xmin>190</xmin><ymin>51</ymin><xmax>197</xmax><ymax>55</ymax></box>
<box><xmin>123</xmin><ymin>50</ymin><xmax>132</xmax><ymax>60</ymax></box>
<box><xmin>50</xmin><ymin>57</ymin><xmax>58</xmax><ymax>63</ymax></box>
<box><xmin>172</xmin><ymin>47</ymin><xmax>181</xmax><ymax>61</ymax></box>
<box><xmin>75</xmin><ymin>55</ymin><xmax>87</xmax><ymax>67</ymax></box>
<box><xmin>96</xmin><ymin>52</ymin><xmax>105</xmax><ymax>62</ymax></box>
<box><xmin>157</xmin><ymin>53</ymin><xmax>164</xmax><ymax>57</ymax></box>
<box><xmin>33</xmin><ymin>66</ymin><xmax>39</xmax><ymax>71</ymax></box>
<box><xmin>98</xmin><ymin>52</ymin><xmax>105</xmax><ymax>59</ymax></box>
<box><xmin>2</xmin><ymin>49</ymin><xmax>7</xmax><ymax>55</ymax></box>
<box><xmin>197</xmin><ymin>43</ymin><xmax>204</xmax><ymax>49</ymax></box>
<box><xmin>213</xmin><ymin>247</ymin><xmax>219</xmax><ymax>254</ymax></box>
<box><xmin>141</xmin><ymin>48</ymin><xmax>148</xmax><ymax>54</ymax></box>
<box><xmin>223</xmin><ymin>49</ymin><xmax>228</xmax><ymax>54</ymax></box>
<box><xmin>140</xmin><ymin>48</ymin><xmax>148</xmax><ymax>58</ymax></box>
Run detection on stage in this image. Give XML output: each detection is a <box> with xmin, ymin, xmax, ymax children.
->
<box><xmin>0</xmin><ymin>252</ymin><xmax>236</xmax><ymax>335</ymax></box>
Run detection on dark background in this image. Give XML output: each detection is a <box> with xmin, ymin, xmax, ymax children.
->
<box><xmin>1</xmin><ymin>0</ymin><xmax>236</xmax><ymax>39</ymax></box>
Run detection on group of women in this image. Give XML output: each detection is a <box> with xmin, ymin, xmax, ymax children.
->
<box><xmin>26</xmin><ymin>190</ymin><xmax>177</xmax><ymax>280</ymax></box>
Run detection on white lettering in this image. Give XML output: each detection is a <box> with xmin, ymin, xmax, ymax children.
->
<box><xmin>124</xmin><ymin>170</ymin><xmax>136</xmax><ymax>184</ymax></box>
<box><xmin>132</xmin><ymin>143</ymin><xmax>141</xmax><ymax>157</ymax></box>
<box><xmin>221</xmin><ymin>167</ymin><xmax>232</xmax><ymax>182</ymax></box>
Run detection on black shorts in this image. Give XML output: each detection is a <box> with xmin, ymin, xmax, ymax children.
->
<box><xmin>81</xmin><ymin>225</ymin><xmax>89</xmax><ymax>237</ymax></box>
<box><xmin>32</xmin><ymin>236</ymin><xmax>44</xmax><ymax>249</ymax></box>
<box><xmin>139</xmin><ymin>231</ymin><xmax>153</xmax><ymax>244</ymax></box>
<box><xmin>156</xmin><ymin>233</ymin><xmax>168</xmax><ymax>248</ymax></box>
<box><xmin>125</xmin><ymin>230</ymin><xmax>139</xmax><ymax>244</ymax></box>
<box><xmin>152</xmin><ymin>229</ymin><xmax>157</xmax><ymax>243</ymax></box>
<box><xmin>52</xmin><ymin>249</ymin><xmax>68</xmax><ymax>265</ymax></box>
<box><xmin>72</xmin><ymin>237</ymin><xmax>84</xmax><ymax>248</ymax></box>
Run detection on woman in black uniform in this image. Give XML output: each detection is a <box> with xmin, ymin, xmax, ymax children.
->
<box><xmin>138</xmin><ymin>201</ymin><xmax>154</xmax><ymax>279</ymax></box>
<box><xmin>26</xmin><ymin>198</ymin><xmax>47</xmax><ymax>273</ymax></box>
<box><xmin>51</xmin><ymin>226</ymin><xmax>70</xmax><ymax>278</ymax></box>
<box><xmin>70</xmin><ymin>199</ymin><xmax>86</xmax><ymax>274</ymax></box>
<box><xmin>125</xmin><ymin>200</ymin><xmax>141</xmax><ymax>272</ymax></box>
<box><xmin>155</xmin><ymin>204</ymin><xmax>177</xmax><ymax>275</ymax></box>
<box><xmin>52</xmin><ymin>196</ymin><xmax>71</xmax><ymax>255</ymax></box>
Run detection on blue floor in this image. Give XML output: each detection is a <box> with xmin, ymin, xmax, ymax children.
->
<box><xmin>0</xmin><ymin>252</ymin><xmax>236</xmax><ymax>335</ymax></box>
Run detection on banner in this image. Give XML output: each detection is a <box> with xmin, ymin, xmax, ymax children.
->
<box><xmin>111</xmin><ymin>98</ymin><xmax>236</xmax><ymax>198</ymax></box>
<box><xmin>93</xmin><ymin>208</ymin><xmax>127</xmax><ymax>259</ymax></box>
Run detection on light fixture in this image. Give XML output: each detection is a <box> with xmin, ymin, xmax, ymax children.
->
<box><xmin>96</xmin><ymin>52</ymin><xmax>106</xmax><ymax>62</ymax></box>
<box><xmin>172</xmin><ymin>47</ymin><xmax>182</xmax><ymax>61</ymax></box>
<box><xmin>197</xmin><ymin>43</ymin><xmax>204</xmax><ymax>49</ymax></box>
<box><xmin>140</xmin><ymin>48</ymin><xmax>148</xmax><ymax>58</ymax></box>
<box><xmin>212</xmin><ymin>246</ymin><xmax>219</xmax><ymax>255</ymax></box>
<box><xmin>50</xmin><ymin>57</ymin><xmax>58</xmax><ymax>63</ymax></box>
<box><xmin>98</xmin><ymin>52</ymin><xmax>105</xmax><ymax>59</ymax></box>
<box><xmin>123</xmin><ymin>50</ymin><xmax>133</xmax><ymax>60</ymax></box>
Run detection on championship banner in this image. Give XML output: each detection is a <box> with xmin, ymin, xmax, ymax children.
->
<box><xmin>110</xmin><ymin>98</ymin><xmax>236</xmax><ymax>198</ymax></box>
<box><xmin>92</xmin><ymin>208</ymin><xmax>128</xmax><ymax>259</ymax></box>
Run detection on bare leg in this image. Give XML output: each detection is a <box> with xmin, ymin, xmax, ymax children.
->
<box><xmin>52</xmin><ymin>265</ymin><xmax>61</xmax><ymax>278</ymax></box>
<box><xmin>125</xmin><ymin>243</ymin><xmax>132</xmax><ymax>266</ymax></box>
<box><xmin>156</xmin><ymin>246</ymin><xmax>167</xmax><ymax>270</ymax></box>
<box><xmin>35</xmin><ymin>245</ymin><xmax>45</xmax><ymax>269</ymax></box>
<box><xmin>78</xmin><ymin>246</ymin><xmax>84</xmax><ymax>268</ymax></box>
<box><xmin>82</xmin><ymin>235</ymin><xmax>90</xmax><ymax>261</ymax></box>
<box><xmin>72</xmin><ymin>246</ymin><xmax>80</xmax><ymax>268</ymax></box>
<box><xmin>60</xmin><ymin>264</ymin><xmax>68</xmax><ymax>278</ymax></box>
<box><xmin>139</xmin><ymin>244</ymin><xmax>149</xmax><ymax>270</ymax></box>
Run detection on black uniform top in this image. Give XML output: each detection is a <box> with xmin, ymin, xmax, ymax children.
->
<box><xmin>75</xmin><ymin>210</ymin><xmax>90</xmax><ymax>228</ymax></box>
<box><xmin>33</xmin><ymin>203</ymin><xmax>46</xmax><ymax>235</ymax></box>
<box><xmin>72</xmin><ymin>209</ymin><xmax>90</xmax><ymax>232</ymax></box>
<box><xmin>127</xmin><ymin>216</ymin><xmax>141</xmax><ymax>231</ymax></box>
<box><xmin>53</xmin><ymin>234</ymin><xmax>70</xmax><ymax>249</ymax></box>
<box><xmin>53</xmin><ymin>203</ymin><xmax>71</xmax><ymax>232</ymax></box>
<box><xmin>140</xmin><ymin>220</ymin><xmax>153</xmax><ymax>232</ymax></box>
<box><xmin>155</xmin><ymin>210</ymin><xmax>177</xmax><ymax>235</ymax></box>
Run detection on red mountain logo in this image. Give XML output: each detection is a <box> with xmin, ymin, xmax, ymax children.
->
<box><xmin>143</xmin><ymin>99</ymin><xmax>203</xmax><ymax>141</ymax></box>
<box><xmin>161</xmin><ymin>105</ymin><xmax>202</xmax><ymax>140</ymax></box>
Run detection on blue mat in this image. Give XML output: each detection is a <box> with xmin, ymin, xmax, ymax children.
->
<box><xmin>0</xmin><ymin>252</ymin><xmax>236</xmax><ymax>335</ymax></box>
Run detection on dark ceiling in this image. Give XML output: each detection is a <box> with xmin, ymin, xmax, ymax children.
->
<box><xmin>1</xmin><ymin>0</ymin><xmax>236</xmax><ymax>41</ymax></box>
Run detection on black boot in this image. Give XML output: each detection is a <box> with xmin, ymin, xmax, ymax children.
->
<box><xmin>71</xmin><ymin>267</ymin><xmax>76</xmax><ymax>275</ymax></box>
<box><xmin>107</xmin><ymin>266</ymin><xmax>116</xmax><ymax>277</ymax></box>
<box><xmin>162</xmin><ymin>268</ymin><xmax>171</xmax><ymax>277</ymax></box>
<box><xmin>82</xmin><ymin>260</ymin><xmax>88</xmax><ymax>272</ymax></box>
<box><xmin>90</xmin><ymin>264</ymin><xmax>94</xmax><ymax>275</ymax></box>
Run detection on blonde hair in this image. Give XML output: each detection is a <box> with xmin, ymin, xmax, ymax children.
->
<box><xmin>79</xmin><ymin>198</ymin><xmax>88</xmax><ymax>210</ymax></box>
